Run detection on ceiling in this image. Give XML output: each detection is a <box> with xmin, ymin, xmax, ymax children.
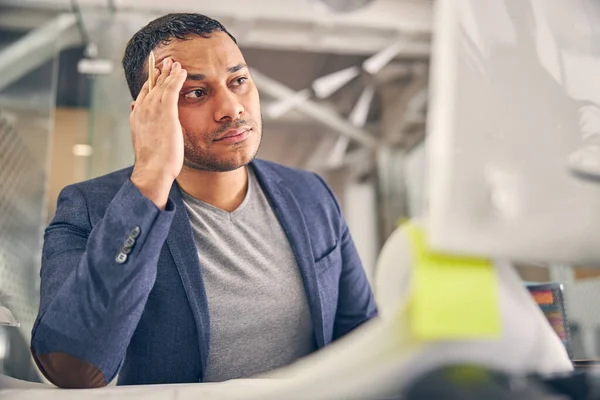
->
<box><xmin>0</xmin><ymin>0</ymin><xmax>433</xmax><ymax>55</ymax></box>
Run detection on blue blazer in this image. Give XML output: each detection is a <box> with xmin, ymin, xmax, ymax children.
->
<box><xmin>31</xmin><ymin>159</ymin><xmax>377</xmax><ymax>386</ymax></box>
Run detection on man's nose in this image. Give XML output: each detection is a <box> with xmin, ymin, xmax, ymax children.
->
<box><xmin>213</xmin><ymin>89</ymin><xmax>244</xmax><ymax>122</ymax></box>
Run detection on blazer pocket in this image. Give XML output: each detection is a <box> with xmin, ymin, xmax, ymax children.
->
<box><xmin>314</xmin><ymin>241</ymin><xmax>340</xmax><ymax>274</ymax></box>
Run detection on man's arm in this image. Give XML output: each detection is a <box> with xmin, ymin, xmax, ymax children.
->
<box><xmin>31</xmin><ymin>57</ymin><xmax>189</xmax><ymax>388</ymax></box>
<box><xmin>312</xmin><ymin>174</ymin><xmax>378</xmax><ymax>339</ymax></box>
<box><xmin>332</xmin><ymin>219</ymin><xmax>378</xmax><ymax>339</ymax></box>
<box><xmin>31</xmin><ymin>180</ymin><xmax>175</xmax><ymax>388</ymax></box>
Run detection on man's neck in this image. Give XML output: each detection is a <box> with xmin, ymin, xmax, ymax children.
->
<box><xmin>176</xmin><ymin>165</ymin><xmax>249</xmax><ymax>213</ymax></box>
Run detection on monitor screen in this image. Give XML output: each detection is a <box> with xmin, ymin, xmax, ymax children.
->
<box><xmin>426</xmin><ymin>0</ymin><xmax>600</xmax><ymax>266</ymax></box>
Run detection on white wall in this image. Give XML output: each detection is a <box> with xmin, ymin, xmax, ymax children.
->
<box><xmin>344</xmin><ymin>181</ymin><xmax>379</xmax><ymax>284</ymax></box>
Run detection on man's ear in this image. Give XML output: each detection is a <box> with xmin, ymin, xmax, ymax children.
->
<box><xmin>130</xmin><ymin>101</ymin><xmax>136</xmax><ymax>112</ymax></box>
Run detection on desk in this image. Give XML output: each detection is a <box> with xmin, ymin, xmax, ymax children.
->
<box><xmin>0</xmin><ymin>315</ymin><xmax>410</xmax><ymax>400</ymax></box>
<box><xmin>0</xmin><ymin>375</ymin><xmax>283</xmax><ymax>400</ymax></box>
<box><xmin>0</xmin><ymin>275</ymin><xmax>576</xmax><ymax>400</ymax></box>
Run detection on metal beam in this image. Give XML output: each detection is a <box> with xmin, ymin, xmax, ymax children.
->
<box><xmin>251</xmin><ymin>68</ymin><xmax>379</xmax><ymax>150</ymax></box>
<box><xmin>380</xmin><ymin>64</ymin><xmax>429</xmax><ymax>145</ymax></box>
<box><xmin>0</xmin><ymin>1</ymin><xmax>432</xmax><ymax>56</ymax></box>
<box><xmin>77</xmin><ymin>11</ymin><xmax>430</xmax><ymax>57</ymax></box>
<box><xmin>1</xmin><ymin>0</ymin><xmax>433</xmax><ymax>33</ymax></box>
<box><xmin>0</xmin><ymin>13</ymin><xmax>78</xmax><ymax>92</ymax></box>
<box><xmin>0</xmin><ymin>8</ymin><xmax>60</xmax><ymax>32</ymax></box>
<box><xmin>238</xmin><ymin>26</ymin><xmax>430</xmax><ymax>57</ymax></box>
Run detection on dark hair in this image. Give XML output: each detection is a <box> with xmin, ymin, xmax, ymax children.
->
<box><xmin>122</xmin><ymin>13</ymin><xmax>237</xmax><ymax>99</ymax></box>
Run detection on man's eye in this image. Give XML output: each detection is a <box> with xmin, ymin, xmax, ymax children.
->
<box><xmin>232</xmin><ymin>77</ymin><xmax>247</xmax><ymax>86</ymax></box>
<box><xmin>183</xmin><ymin>89</ymin><xmax>207</xmax><ymax>99</ymax></box>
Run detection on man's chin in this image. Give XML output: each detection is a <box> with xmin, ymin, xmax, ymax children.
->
<box><xmin>183</xmin><ymin>154</ymin><xmax>256</xmax><ymax>173</ymax></box>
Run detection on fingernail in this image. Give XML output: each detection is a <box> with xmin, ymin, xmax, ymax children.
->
<box><xmin>163</xmin><ymin>58</ymin><xmax>168</xmax><ymax>67</ymax></box>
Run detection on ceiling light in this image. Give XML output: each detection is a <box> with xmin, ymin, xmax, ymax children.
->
<box><xmin>316</xmin><ymin>0</ymin><xmax>377</xmax><ymax>13</ymax></box>
<box><xmin>72</xmin><ymin>144</ymin><xmax>93</xmax><ymax>157</ymax></box>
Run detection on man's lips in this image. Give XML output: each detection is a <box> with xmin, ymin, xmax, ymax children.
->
<box><xmin>214</xmin><ymin>128</ymin><xmax>251</xmax><ymax>144</ymax></box>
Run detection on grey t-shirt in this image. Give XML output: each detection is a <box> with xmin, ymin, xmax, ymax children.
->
<box><xmin>181</xmin><ymin>166</ymin><xmax>317</xmax><ymax>382</ymax></box>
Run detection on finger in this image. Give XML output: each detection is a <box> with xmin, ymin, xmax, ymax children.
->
<box><xmin>156</xmin><ymin>58</ymin><xmax>172</xmax><ymax>88</ymax></box>
<box><xmin>168</xmin><ymin>61</ymin><xmax>182</xmax><ymax>82</ymax></box>
<box><xmin>134</xmin><ymin>80</ymin><xmax>150</xmax><ymax>105</ymax></box>
<box><xmin>161</xmin><ymin>64</ymin><xmax>187</xmax><ymax>105</ymax></box>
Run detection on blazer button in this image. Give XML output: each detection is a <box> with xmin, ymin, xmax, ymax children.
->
<box><xmin>123</xmin><ymin>236</ymin><xmax>136</xmax><ymax>248</ymax></box>
<box><xmin>116</xmin><ymin>252</ymin><xmax>128</xmax><ymax>264</ymax></box>
<box><xmin>120</xmin><ymin>246</ymin><xmax>133</xmax><ymax>255</ymax></box>
<box><xmin>130</xmin><ymin>226</ymin><xmax>141</xmax><ymax>239</ymax></box>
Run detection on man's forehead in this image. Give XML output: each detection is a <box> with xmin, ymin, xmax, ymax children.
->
<box><xmin>153</xmin><ymin>32</ymin><xmax>243</xmax><ymax>67</ymax></box>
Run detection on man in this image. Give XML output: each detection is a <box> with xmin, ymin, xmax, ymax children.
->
<box><xmin>30</xmin><ymin>13</ymin><xmax>377</xmax><ymax>388</ymax></box>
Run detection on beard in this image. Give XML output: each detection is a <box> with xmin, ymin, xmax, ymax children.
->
<box><xmin>182</xmin><ymin>118</ymin><xmax>262</xmax><ymax>172</ymax></box>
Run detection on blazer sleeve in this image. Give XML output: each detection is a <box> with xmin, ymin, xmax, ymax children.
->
<box><xmin>30</xmin><ymin>179</ymin><xmax>175</xmax><ymax>388</ymax></box>
<box><xmin>313</xmin><ymin>174</ymin><xmax>378</xmax><ymax>340</ymax></box>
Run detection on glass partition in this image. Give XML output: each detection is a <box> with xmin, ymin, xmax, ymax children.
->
<box><xmin>0</xmin><ymin>51</ymin><xmax>59</xmax><ymax>381</ymax></box>
<box><xmin>83</xmin><ymin>12</ymin><xmax>148</xmax><ymax>179</ymax></box>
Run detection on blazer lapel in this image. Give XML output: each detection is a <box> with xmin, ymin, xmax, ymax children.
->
<box><xmin>252</xmin><ymin>161</ymin><xmax>325</xmax><ymax>348</ymax></box>
<box><xmin>165</xmin><ymin>182</ymin><xmax>211</xmax><ymax>378</ymax></box>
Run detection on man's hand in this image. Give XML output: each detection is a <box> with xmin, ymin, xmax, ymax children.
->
<box><xmin>129</xmin><ymin>58</ymin><xmax>187</xmax><ymax>209</ymax></box>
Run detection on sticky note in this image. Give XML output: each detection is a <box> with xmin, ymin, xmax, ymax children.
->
<box><xmin>404</xmin><ymin>223</ymin><xmax>501</xmax><ymax>340</ymax></box>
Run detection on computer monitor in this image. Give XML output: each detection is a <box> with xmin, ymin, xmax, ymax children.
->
<box><xmin>426</xmin><ymin>0</ymin><xmax>600</xmax><ymax>266</ymax></box>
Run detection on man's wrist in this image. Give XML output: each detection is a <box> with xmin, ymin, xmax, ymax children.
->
<box><xmin>130</xmin><ymin>168</ymin><xmax>174</xmax><ymax>210</ymax></box>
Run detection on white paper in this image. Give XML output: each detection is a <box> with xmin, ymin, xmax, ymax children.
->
<box><xmin>0</xmin><ymin>306</ymin><xmax>19</xmax><ymax>328</ymax></box>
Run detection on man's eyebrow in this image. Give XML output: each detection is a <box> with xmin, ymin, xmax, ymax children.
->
<box><xmin>187</xmin><ymin>73</ymin><xmax>206</xmax><ymax>81</ymax></box>
<box><xmin>185</xmin><ymin>63</ymin><xmax>247</xmax><ymax>81</ymax></box>
<box><xmin>228</xmin><ymin>63</ymin><xmax>247</xmax><ymax>74</ymax></box>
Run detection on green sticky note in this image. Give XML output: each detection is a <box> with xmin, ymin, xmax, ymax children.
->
<box><xmin>405</xmin><ymin>223</ymin><xmax>501</xmax><ymax>340</ymax></box>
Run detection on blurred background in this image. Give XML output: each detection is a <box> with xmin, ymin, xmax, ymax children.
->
<box><xmin>1</xmin><ymin>0</ymin><xmax>599</xmax><ymax>384</ymax></box>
